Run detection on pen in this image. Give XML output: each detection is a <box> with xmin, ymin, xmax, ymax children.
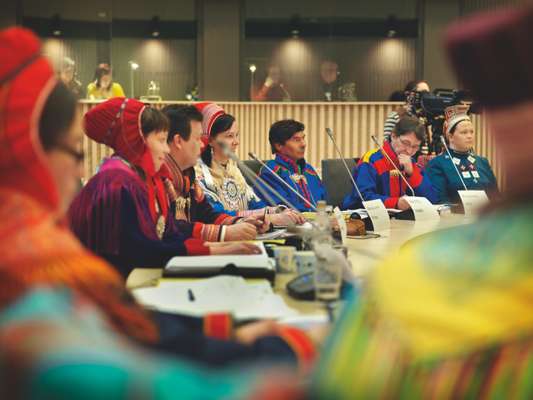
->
<box><xmin>188</xmin><ymin>289</ymin><xmax>195</xmax><ymax>302</ymax></box>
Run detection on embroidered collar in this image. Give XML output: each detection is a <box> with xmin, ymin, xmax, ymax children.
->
<box><xmin>449</xmin><ymin>148</ymin><xmax>473</xmax><ymax>157</ymax></box>
<box><xmin>275</xmin><ymin>153</ymin><xmax>307</xmax><ymax>174</ymax></box>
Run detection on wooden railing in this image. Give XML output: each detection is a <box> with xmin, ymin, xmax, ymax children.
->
<box><xmin>79</xmin><ymin>101</ymin><xmax>505</xmax><ymax>189</ymax></box>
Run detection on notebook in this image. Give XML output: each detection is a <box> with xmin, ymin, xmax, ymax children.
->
<box><xmin>163</xmin><ymin>242</ymin><xmax>276</xmax><ymax>282</ymax></box>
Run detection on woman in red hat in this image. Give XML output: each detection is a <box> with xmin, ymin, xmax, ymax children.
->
<box><xmin>69</xmin><ymin>98</ymin><xmax>263</xmax><ymax>278</ymax></box>
<box><xmin>194</xmin><ymin>102</ymin><xmax>305</xmax><ymax>226</ymax></box>
<box><xmin>0</xmin><ymin>27</ymin><xmax>317</xmax><ymax>394</ymax></box>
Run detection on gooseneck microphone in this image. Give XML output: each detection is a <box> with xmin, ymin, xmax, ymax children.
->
<box><xmin>248</xmin><ymin>152</ymin><xmax>318</xmax><ymax>211</ymax></box>
<box><xmin>325</xmin><ymin>128</ymin><xmax>365</xmax><ymax>203</ymax></box>
<box><xmin>216</xmin><ymin>141</ymin><xmax>301</xmax><ymax>211</ymax></box>
<box><xmin>370</xmin><ymin>135</ymin><xmax>415</xmax><ymax>196</ymax></box>
<box><xmin>440</xmin><ymin>136</ymin><xmax>468</xmax><ymax>191</ymax></box>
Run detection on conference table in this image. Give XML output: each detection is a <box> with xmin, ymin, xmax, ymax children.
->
<box><xmin>126</xmin><ymin>213</ymin><xmax>471</xmax><ymax>317</ymax></box>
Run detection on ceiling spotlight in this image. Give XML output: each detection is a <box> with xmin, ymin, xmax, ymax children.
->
<box><xmin>249</xmin><ymin>64</ymin><xmax>257</xmax><ymax>73</ymax></box>
<box><xmin>289</xmin><ymin>14</ymin><xmax>301</xmax><ymax>38</ymax></box>
<box><xmin>151</xmin><ymin>16</ymin><xmax>161</xmax><ymax>38</ymax></box>
<box><xmin>386</xmin><ymin>15</ymin><xmax>398</xmax><ymax>38</ymax></box>
<box><xmin>52</xmin><ymin>14</ymin><xmax>62</xmax><ymax>36</ymax></box>
<box><xmin>129</xmin><ymin>61</ymin><xmax>139</xmax><ymax>70</ymax></box>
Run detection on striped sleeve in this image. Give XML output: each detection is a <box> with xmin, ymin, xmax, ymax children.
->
<box><xmin>383</xmin><ymin>111</ymin><xmax>400</xmax><ymax>140</ymax></box>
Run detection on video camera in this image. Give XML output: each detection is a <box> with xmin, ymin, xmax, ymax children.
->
<box><xmin>412</xmin><ymin>89</ymin><xmax>479</xmax><ymax>153</ymax></box>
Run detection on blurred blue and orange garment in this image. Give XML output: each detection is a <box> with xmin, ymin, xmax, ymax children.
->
<box><xmin>313</xmin><ymin>204</ymin><xmax>533</xmax><ymax>399</ymax></box>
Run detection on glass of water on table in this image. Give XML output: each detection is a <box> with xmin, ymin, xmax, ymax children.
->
<box><xmin>314</xmin><ymin>257</ymin><xmax>342</xmax><ymax>301</ymax></box>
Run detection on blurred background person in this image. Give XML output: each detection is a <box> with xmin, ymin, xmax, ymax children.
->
<box><xmin>388</xmin><ymin>89</ymin><xmax>406</xmax><ymax>102</ymax></box>
<box><xmin>58</xmin><ymin>56</ymin><xmax>83</xmax><ymax>99</ymax></box>
<box><xmin>86</xmin><ymin>63</ymin><xmax>125</xmax><ymax>100</ymax></box>
<box><xmin>252</xmin><ymin>65</ymin><xmax>291</xmax><ymax>102</ymax></box>
<box><xmin>318</xmin><ymin>60</ymin><xmax>341</xmax><ymax>102</ymax></box>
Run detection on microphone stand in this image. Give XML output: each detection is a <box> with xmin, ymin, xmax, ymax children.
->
<box><xmin>325</xmin><ymin>128</ymin><xmax>365</xmax><ymax>203</ymax></box>
<box><xmin>440</xmin><ymin>136</ymin><xmax>468</xmax><ymax>191</ymax></box>
<box><xmin>216</xmin><ymin>142</ymin><xmax>301</xmax><ymax>211</ymax></box>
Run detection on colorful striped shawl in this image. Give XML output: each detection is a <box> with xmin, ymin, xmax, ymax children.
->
<box><xmin>313</xmin><ymin>204</ymin><xmax>533</xmax><ymax>399</ymax></box>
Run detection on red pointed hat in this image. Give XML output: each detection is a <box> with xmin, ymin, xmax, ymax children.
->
<box><xmin>83</xmin><ymin>97</ymin><xmax>147</xmax><ymax>164</ymax></box>
<box><xmin>194</xmin><ymin>102</ymin><xmax>225</xmax><ymax>145</ymax></box>
<box><xmin>0</xmin><ymin>27</ymin><xmax>59</xmax><ymax>210</ymax></box>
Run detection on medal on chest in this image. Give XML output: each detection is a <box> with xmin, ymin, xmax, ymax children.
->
<box><xmin>467</xmin><ymin>161</ymin><xmax>479</xmax><ymax>183</ymax></box>
<box><xmin>154</xmin><ymin>200</ymin><xmax>166</xmax><ymax>240</ymax></box>
<box><xmin>290</xmin><ymin>173</ymin><xmax>307</xmax><ymax>185</ymax></box>
<box><xmin>390</xmin><ymin>169</ymin><xmax>401</xmax><ymax>177</ymax></box>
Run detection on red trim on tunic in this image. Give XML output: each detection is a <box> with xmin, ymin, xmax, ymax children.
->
<box><xmin>203</xmin><ymin>313</ymin><xmax>233</xmax><ymax>340</ymax></box>
<box><xmin>192</xmin><ymin>223</ymin><xmax>204</xmax><ymax>239</ymax></box>
<box><xmin>384</xmin><ymin>197</ymin><xmax>399</xmax><ymax>208</ymax></box>
<box><xmin>276</xmin><ymin>326</ymin><xmax>316</xmax><ymax>372</ymax></box>
<box><xmin>389</xmin><ymin>172</ymin><xmax>401</xmax><ymax>198</ymax></box>
<box><xmin>407</xmin><ymin>166</ymin><xmax>423</xmax><ymax>188</ymax></box>
<box><xmin>213</xmin><ymin>214</ymin><xmax>236</xmax><ymax>225</ymax></box>
<box><xmin>373</xmin><ymin>158</ymin><xmax>390</xmax><ymax>175</ymax></box>
<box><xmin>184</xmin><ymin>238</ymin><xmax>210</xmax><ymax>255</ymax></box>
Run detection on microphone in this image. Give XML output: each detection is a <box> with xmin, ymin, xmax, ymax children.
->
<box><xmin>370</xmin><ymin>135</ymin><xmax>415</xmax><ymax>196</ymax></box>
<box><xmin>215</xmin><ymin>141</ymin><xmax>301</xmax><ymax>211</ymax></box>
<box><xmin>440</xmin><ymin>136</ymin><xmax>468</xmax><ymax>191</ymax></box>
<box><xmin>248</xmin><ymin>152</ymin><xmax>318</xmax><ymax>212</ymax></box>
<box><xmin>325</xmin><ymin>128</ymin><xmax>365</xmax><ymax>204</ymax></box>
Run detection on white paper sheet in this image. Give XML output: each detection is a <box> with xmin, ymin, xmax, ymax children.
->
<box><xmin>132</xmin><ymin>275</ymin><xmax>298</xmax><ymax>320</ymax></box>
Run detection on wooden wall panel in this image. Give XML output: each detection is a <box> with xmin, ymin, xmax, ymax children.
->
<box><xmin>79</xmin><ymin>101</ymin><xmax>505</xmax><ymax>189</ymax></box>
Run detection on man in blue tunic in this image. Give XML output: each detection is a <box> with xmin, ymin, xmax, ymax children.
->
<box><xmin>342</xmin><ymin>116</ymin><xmax>437</xmax><ymax>210</ymax></box>
<box><xmin>256</xmin><ymin>119</ymin><xmax>326</xmax><ymax>211</ymax></box>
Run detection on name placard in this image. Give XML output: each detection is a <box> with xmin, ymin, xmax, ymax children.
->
<box><xmin>363</xmin><ymin>199</ymin><xmax>391</xmax><ymax>232</ymax></box>
<box><xmin>458</xmin><ymin>190</ymin><xmax>489</xmax><ymax>216</ymax></box>
<box><xmin>403</xmin><ymin>196</ymin><xmax>440</xmax><ymax>221</ymax></box>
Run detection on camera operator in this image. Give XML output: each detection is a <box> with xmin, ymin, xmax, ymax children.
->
<box><xmin>383</xmin><ymin>80</ymin><xmax>430</xmax><ymax>141</ymax></box>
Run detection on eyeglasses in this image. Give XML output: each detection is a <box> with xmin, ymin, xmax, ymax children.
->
<box><xmin>398</xmin><ymin>138</ymin><xmax>421</xmax><ymax>151</ymax></box>
<box><xmin>54</xmin><ymin>142</ymin><xmax>85</xmax><ymax>163</ymax></box>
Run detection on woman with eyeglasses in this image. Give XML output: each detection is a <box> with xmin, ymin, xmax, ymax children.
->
<box><xmin>194</xmin><ymin>102</ymin><xmax>305</xmax><ymax>226</ymax></box>
<box><xmin>426</xmin><ymin>105</ymin><xmax>499</xmax><ymax>204</ymax></box>
<box><xmin>342</xmin><ymin>116</ymin><xmax>438</xmax><ymax>210</ymax></box>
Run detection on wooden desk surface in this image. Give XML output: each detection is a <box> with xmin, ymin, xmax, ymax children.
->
<box><xmin>126</xmin><ymin>213</ymin><xmax>470</xmax><ymax>316</ymax></box>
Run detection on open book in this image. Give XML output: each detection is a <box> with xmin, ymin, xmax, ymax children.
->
<box><xmin>163</xmin><ymin>242</ymin><xmax>276</xmax><ymax>282</ymax></box>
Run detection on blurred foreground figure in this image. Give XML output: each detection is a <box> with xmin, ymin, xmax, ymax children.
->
<box><xmin>0</xmin><ymin>27</ymin><xmax>310</xmax><ymax>399</ymax></box>
<box><xmin>314</xmin><ymin>5</ymin><xmax>533</xmax><ymax>399</ymax></box>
